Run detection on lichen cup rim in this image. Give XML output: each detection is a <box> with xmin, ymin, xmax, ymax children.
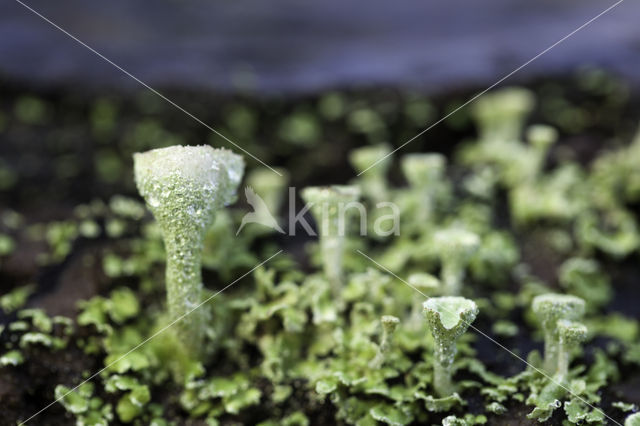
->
<box><xmin>423</xmin><ymin>296</ymin><xmax>478</xmax><ymax>330</ymax></box>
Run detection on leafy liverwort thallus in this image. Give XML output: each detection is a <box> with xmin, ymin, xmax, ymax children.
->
<box><xmin>423</xmin><ymin>296</ymin><xmax>478</xmax><ymax>397</ymax></box>
<box><xmin>532</xmin><ymin>293</ymin><xmax>586</xmax><ymax>375</ymax></box>
<box><xmin>134</xmin><ymin>145</ymin><xmax>244</xmax><ymax>355</ymax></box>
<box><xmin>301</xmin><ymin>185</ymin><xmax>360</xmax><ymax>297</ymax></box>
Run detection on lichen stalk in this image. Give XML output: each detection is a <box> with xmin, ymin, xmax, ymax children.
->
<box><xmin>369</xmin><ymin>315</ymin><xmax>400</xmax><ymax>369</ymax></box>
<box><xmin>134</xmin><ymin>145</ymin><xmax>244</xmax><ymax>356</ymax></box>
<box><xmin>532</xmin><ymin>293</ymin><xmax>585</xmax><ymax>375</ymax></box>
<box><xmin>423</xmin><ymin>296</ymin><xmax>478</xmax><ymax>397</ymax></box>
<box><xmin>301</xmin><ymin>186</ymin><xmax>360</xmax><ymax>298</ymax></box>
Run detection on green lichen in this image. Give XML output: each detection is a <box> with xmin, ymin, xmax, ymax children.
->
<box><xmin>134</xmin><ymin>145</ymin><xmax>244</xmax><ymax>355</ymax></box>
<box><xmin>532</xmin><ymin>293</ymin><xmax>586</xmax><ymax>375</ymax></box>
<box><xmin>301</xmin><ymin>185</ymin><xmax>360</xmax><ymax>297</ymax></box>
<box><xmin>433</xmin><ymin>228</ymin><xmax>480</xmax><ymax>296</ymax></box>
<box><xmin>349</xmin><ymin>143</ymin><xmax>392</xmax><ymax>203</ymax></box>
<box><xmin>423</xmin><ymin>297</ymin><xmax>478</xmax><ymax>396</ymax></box>
<box><xmin>0</xmin><ymin>284</ymin><xmax>35</xmax><ymax>314</ymax></box>
<box><xmin>400</xmin><ymin>153</ymin><xmax>448</xmax><ymax>224</ymax></box>
<box><xmin>0</xmin><ymin>350</ymin><xmax>24</xmax><ymax>367</ymax></box>
<box><xmin>626</xmin><ymin>413</ymin><xmax>640</xmax><ymax>426</ymax></box>
<box><xmin>369</xmin><ymin>315</ymin><xmax>400</xmax><ymax>369</ymax></box>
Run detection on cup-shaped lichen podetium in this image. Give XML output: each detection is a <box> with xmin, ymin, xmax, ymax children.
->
<box><xmin>532</xmin><ymin>293</ymin><xmax>585</xmax><ymax>375</ymax></box>
<box><xmin>401</xmin><ymin>153</ymin><xmax>447</xmax><ymax>223</ymax></box>
<box><xmin>369</xmin><ymin>315</ymin><xmax>400</xmax><ymax>369</ymax></box>
<box><xmin>470</xmin><ymin>87</ymin><xmax>535</xmax><ymax>142</ymax></box>
<box><xmin>433</xmin><ymin>228</ymin><xmax>480</xmax><ymax>296</ymax></box>
<box><xmin>556</xmin><ymin>319</ymin><xmax>587</xmax><ymax>381</ymax></box>
<box><xmin>301</xmin><ymin>185</ymin><xmax>360</xmax><ymax>297</ymax></box>
<box><xmin>134</xmin><ymin>145</ymin><xmax>244</xmax><ymax>355</ymax></box>
<box><xmin>349</xmin><ymin>143</ymin><xmax>392</xmax><ymax>204</ymax></box>
<box><xmin>423</xmin><ymin>297</ymin><xmax>478</xmax><ymax>397</ymax></box>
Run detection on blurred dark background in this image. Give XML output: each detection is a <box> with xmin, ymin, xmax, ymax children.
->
<box><xmin>1</xmin><ymin>0</ymin><xmax>638</xmax><ymax>94</ymax></box>
<box><xmin>1</xmin><ymin>0</ymin><xmax>639</xmax><ymax>214</ymax></box>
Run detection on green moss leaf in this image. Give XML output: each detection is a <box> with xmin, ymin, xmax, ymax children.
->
<box><xmin>625</xmin><ymin>413</ymin><xmax>640</xmax><ymax>426</ymax></box>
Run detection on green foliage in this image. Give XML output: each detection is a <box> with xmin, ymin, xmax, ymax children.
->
<box><xmin>5</xmin><ymin>84</ymin><xmax>640</xmax><ymax>425</ymax></box>
<box><xmin>532</xmin><ymin>293</ymin><xmax>586</xmax><ymax>375</ymax></box>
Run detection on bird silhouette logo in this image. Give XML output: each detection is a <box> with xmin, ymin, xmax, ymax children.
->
<box><xmin>236</xmin><ymin>186</ymin><xmax>285</xmax><ymax>235</ymax></box>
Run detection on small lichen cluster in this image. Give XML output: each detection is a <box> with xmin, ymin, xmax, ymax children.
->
<box><xmin>532</xmin><ymin>293</ymin><xmax>586</xmax><ymax>378</ymax></box>
<box><xmin>2</xmin><ymin>79</ymin><xmax>640</xmax><ymax>425</ymax></box>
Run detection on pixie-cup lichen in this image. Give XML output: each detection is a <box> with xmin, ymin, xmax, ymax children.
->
<box><xmin>433</xmin><ymin>228</ymin><xmax>480</xmax><ymax>296</ymax></box>
<box><xmin>423</xmin><ymin>297</ymin><xmax>478</xmax><ymax>397</ymax></box>
<box><xmin>526</xmin><ymin>124</ymin><xmax>557</xmax><ymax>179</ymax></box>
<box><xmin>626</xmin><ymin>412</ymin><xmax>640</xmax><ymax>426</ymax></box>
<box><xmin>471</xmin><ymin>87</ymin><xmax>535</xmax><ymax>142</ymax></box>
<box><xmin>369</xmin><ymin>315</ymin><xmax>400</xmax><ymax>369</ymax></box>
<box><xmin>408</xmin><ymin>273</ymin><xmax>440</xmax><ymax>326</ymax></box>
<box><xmin>532</xmin><ymin>293</ymin><xmax>586</xmax><ymax>375</ymax></box>
<box><xmin>556</xmin><ymin>319</ymin><xmax>587</xmax><ymax>381</ymax></box>
<box><xmin>349</xmin><ymin>143</ymin><xmax>392</xmax><ymax>204</ymax></box>
<box><xmin>246</xmin><ymin>167</ymin><xmax>289</xmax><ymax>217</ymax></box>
<box><xmin>301</xmin><ymin>185</ymin><xmax>360</xmax><ymax>297</ymax></box>
<box><xmin>401</xmin><ymin>153</ymin><xmax>447</xmax><ymax>223</ymax></box>
<box><xmin>133</xmin><ymin>145</ymin><xmax>244</xmax><ymax>355</ymax></box>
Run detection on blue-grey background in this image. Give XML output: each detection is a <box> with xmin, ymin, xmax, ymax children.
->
<box><xmin>0</xmin><ymin>0</ymin><xmax>637</xmax><ymax>93</ymax></box>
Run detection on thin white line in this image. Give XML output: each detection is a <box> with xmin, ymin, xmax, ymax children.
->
<box><xmin>357</xmin><ymin>0</ymin><xmax>626</xmax><ymax>176</ymax></box>
<box><xmin>19</xmin><ymin>250</ymin><xmax>283</xmax><ymax>425</ymax></box>
<box><xmin>356</xmin><ymin>249</ymin><xmax>621</xmax><ymax>426</ymax></box>
<box><xmin>13</xmin><ymin>0</ymin><xmax>282</xmax><ymax>177</ymax></box>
